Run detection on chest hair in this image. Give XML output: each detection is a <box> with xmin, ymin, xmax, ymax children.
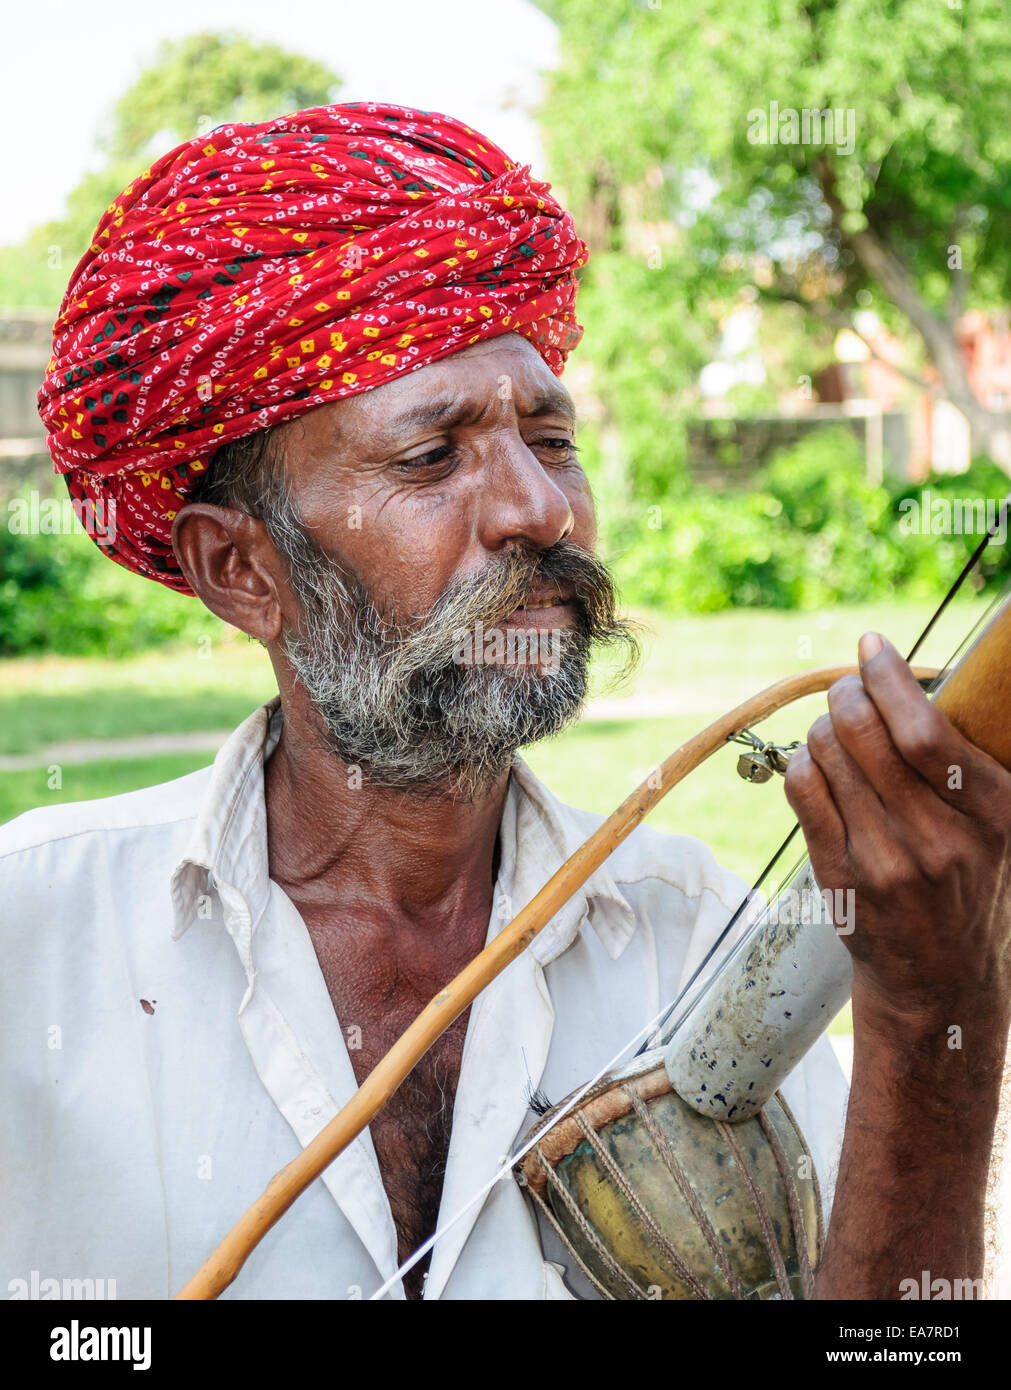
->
<box><xmin>313</xmin><ymin>935</ymin><xmax>474</xmax><ymax>1299</ymax></box>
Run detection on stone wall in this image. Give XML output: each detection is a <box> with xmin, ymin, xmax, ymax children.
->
<box><xmin>0</xmin><ymin>311</ymin><xmax>58</xmax><ymax>500</ymax></box>
<box><xmin>687</xmin><ymin>407</ymin><xmax>913</xmax><ymax>485</ymax></box>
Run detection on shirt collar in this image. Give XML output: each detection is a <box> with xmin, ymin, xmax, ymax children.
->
<box><xmin>170</xmin><ymin>696</ymin><xmax>282</xmax><ymax>941</ymax></box>
<box><xmin>170</xmin><ymin>698</ymin><xmax>637</xmax><ymax>961</ymax></box>
<box><xmin>501</xmin><ymin>755</ymin><xmax>637</xmax><ymax>964</ymax></box>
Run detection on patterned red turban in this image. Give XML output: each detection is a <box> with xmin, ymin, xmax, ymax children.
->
<box><xmin>38</xmin><ymin>102</ymin><xmax>589</xmax><ymax>593</ymax></box>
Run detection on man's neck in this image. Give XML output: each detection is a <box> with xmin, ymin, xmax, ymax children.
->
<box><xmin>263</xmin><ymin>700</ymin><xmax>509</xmax><ymax>932</ymax></box>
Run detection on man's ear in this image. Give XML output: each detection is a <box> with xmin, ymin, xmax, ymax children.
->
<box><xmin>171</xmin><ymin>504</ymin><xmax>290</xmax><ymax>643</ymax></box>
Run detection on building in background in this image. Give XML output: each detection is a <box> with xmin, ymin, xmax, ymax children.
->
<box><xmin>694</xmin><ymin>303</ymin><xmax>1011</xmax><ymax>484</ymax></box>
<box><xmin>0</xmin><ymin>313</ymin><xmax>52</xmax><ymax>502</ymax></box>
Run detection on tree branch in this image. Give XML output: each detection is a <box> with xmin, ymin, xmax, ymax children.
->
<box><xmin>813</xmin><ymin>156</ymin><xmax>980</xmax><ymax>416</ymax></box>
<box><xmin>756</xmin><ymin>284</ymin><xmax>939</xmax><ymax>397</ymax></box>
<box><xmin>946</xmin><ymin>204</ymin><xmax>969</xmax><ymax>326</ymax></box>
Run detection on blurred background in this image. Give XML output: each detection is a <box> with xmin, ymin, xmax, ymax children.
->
<box><xmin>2</xmin><ymin>3</ymin><xmax>1009</xmax><ymax>1057</ymax></box>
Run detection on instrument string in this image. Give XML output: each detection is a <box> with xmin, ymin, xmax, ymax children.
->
<box><xmin>369</xmin><ymin>1004</ymin><xmax>682</xmax><ymax>1300</ymax></box>
<box><xmin>904</xmin><ymin>490</ymin><xmax>1010</xmax><ymax>666</ymax></box>
<box><xmin>640</xmin><ymin>487</ymin><xmax>1011</xmax><ymax>1054</ymax></box>
<box><xmin>377</xmin><ymin>489</ymin><xmax>1011</xmax><ymax>1299</ymax></box>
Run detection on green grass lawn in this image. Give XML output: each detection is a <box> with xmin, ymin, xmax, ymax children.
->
<box><xmin>0</xmin><ymin>593</ymin><xmax>990</xmax><ymax>1043</ymax></box>
<box><xmin>0</xmin><ymin>630</ymin><xmax>276</xmax><ymax>756</ymax></box>
<box><xmin>0</xmin><ymin>753</ymin><xmax>214</xmax><ymax>828</ymax></box>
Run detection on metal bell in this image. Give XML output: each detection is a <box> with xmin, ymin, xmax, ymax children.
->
<box><xmin>766</xmin><ymin>743</ymin><xmax>800</xmax><ymax>775</ymax></box>
<box><xmin>737</xmin><ymin>750</ymin><xmax>774</xmax><ymax>783</ymax></box>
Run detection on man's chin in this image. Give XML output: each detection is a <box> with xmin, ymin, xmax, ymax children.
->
<box><xmin>310</xmin><ymin>673</ymin><xmax>586</xmax><ymax>795</ymax></box>
<box><xmin>476</xmin><ymin>655</ymin><xmax>565</xmax><ymax>679</ymax></box>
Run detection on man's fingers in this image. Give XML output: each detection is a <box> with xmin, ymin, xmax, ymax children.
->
<box><xmin>803</xmin><ymin>708</ymin><xmax>914</xmax><ymax>866</ymax></box>
<box><xmin>783</xmin><ymin>743</ymin><xmax>848</xmax><ymax>884</ymax></box>
<box><xmin>825</xmin><ymin>673</ymin><xmax>941</xmax><ymax>823</ymax></box>
<box><xmin>859</xmin><ymin>633</ymin><xmax>1011</xmax><ymax>821</ymax></box>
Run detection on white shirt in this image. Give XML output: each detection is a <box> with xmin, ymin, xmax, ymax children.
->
<box><xmin>0</xmin><ymin>697</ymin><xmax>848</xmax><ymax>1301</ymax></box>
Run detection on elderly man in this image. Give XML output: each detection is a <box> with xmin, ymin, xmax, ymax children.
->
<box><xmin>3</xmin><ymin>102</ymin><xmax>1010</xmax><ymax>1303</ymax></box>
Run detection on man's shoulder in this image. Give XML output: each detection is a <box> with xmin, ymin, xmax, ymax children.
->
<box><xmin>608</xmin><ymin>817</ymin><xmax>744</xmax><ymax>906</ymax></box>
<box><xmin>0</xmin><ymin>764</ymin><xmax>213</xmax><ymax>864</ymax></box>
<box><xmin>513</xmin><ymin>757</ymin><xmax>746</xmax><ymax>913</ymax></box>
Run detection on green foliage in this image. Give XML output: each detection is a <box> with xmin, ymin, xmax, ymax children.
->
<box><xmin>0</xmin><ymin>32</ymin><xmax>341</xmax><ymax>311</ymax></box>
<box><xmin>605</xmin><ymin>428</ymin><xmax>1011</xmax><ymax>613</ymax></box>
<box><xmin>536</xmin><ymin>0</ymin><xmax>1011</xmax><ymax>497</ymax></box>
<box><xmin>0</xmin><ymin>241</ymin><xmax>70</xmax><ymax>310</ymax></box>
<box><xmin>0</xmin><ymin>498</ymin><xmax>220</xmax><ymax>657</ymax></box>
<box><xmin>888</xmin><ymin>457</ymin><xmax>1011</xmax><ymax>593</ymax></box>
<box><xmin>103</xmin><ymin>32</ymin><xmax>341</xmax><ymax>165</ymax></box>
<box><xmin>539</xmin><ymin>0</ymin><xmax>1011</xmax><ymax>318</ymax></box>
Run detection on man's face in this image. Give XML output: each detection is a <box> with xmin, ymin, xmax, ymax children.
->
<box><xmin>265</xmin><ymin>333</ymin><xmax>636</xmax><ymax>793</ymax></box>
<box><xmin>276</xmin><ymin>332</ymin><xmax>597</xmax><ymax>626</ymax></box>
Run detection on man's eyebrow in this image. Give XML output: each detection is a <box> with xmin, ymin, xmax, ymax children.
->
<box><xmin>527</xmin><ymin>387</ymin><xmax>576</xmax><ymax>423</ymax></box>
<box><xmin>380</xmin><ymin>385</ymin><xmax>577</xmax><ymax>439</ymax></box>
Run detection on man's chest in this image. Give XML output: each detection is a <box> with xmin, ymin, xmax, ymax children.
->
<box><xmin>4</xmin><ymin>871</ymin><xmax>664</xmax><ymax>1300</ymax></box>
<box><xmin>306</xmin><ymin>927</ymin><xmax>479</xmax><ymax>1295</ymax></box>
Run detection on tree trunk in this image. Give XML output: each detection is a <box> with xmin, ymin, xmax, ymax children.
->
<box><xmin>816</xmin><ymin>160</ymin><xmax>1011</xmax><ymax>474</ymax></box>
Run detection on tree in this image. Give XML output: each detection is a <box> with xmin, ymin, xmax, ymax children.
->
<box><xmin>102</xmin><ymin>31</ymin><xmax>341</xmax><ymax>165</ymax></box>
<box><xmin>1</xmin><ymin>33</ymin><xmax>341</xmax><ymax>307</ymax></box>
<box><xmin>536</xmin><ymin>0</ymin><xmax>1011</xmax><ymax>470</ymax></box>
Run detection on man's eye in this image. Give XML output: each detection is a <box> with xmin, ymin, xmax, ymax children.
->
<box><xmin>392</xmin><ymin>444</ymin><xmax>460</xmax><ymax>473</ymax></box>
<box><xmin>534</xmin><ymin>439</ymin><xmax>581</xmax><ymax>462</ymax></box>
<box><xmin>392</xmin><ymin>438</ymin><xmax>579</xmax><ymax>474</ymax></box>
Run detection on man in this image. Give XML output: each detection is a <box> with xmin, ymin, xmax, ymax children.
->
<box><xmin>3</xmin><ymin>102</ymin><xmax>1009</xmax><ymax>1302</ymax></box>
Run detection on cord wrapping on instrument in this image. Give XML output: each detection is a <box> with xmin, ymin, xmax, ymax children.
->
<box><xmin>525</xmin><ymin>1172</ymin><xmax>623</xmax><ymax>1301</ymax></box>
<box><xmin>715</xmin><ymin>1118</ymin><xmax>793</xmax><ymax>1299</ymax></box>
<box><xmin>529</xmin><ymin>1147</ymin><xmax>652</xmax><ymax>1300</ymax></box>
<box><xmin>758</xmin><ymin>1106</ymin><xmax>816</xmax><ymax>1299</ymax></box>
<box><xmin>622</xmin><ymin>1082</ymin><xmax>747</xmax><ymax>1299</ymax></box>
<box><xmin>572</xmin><ymin>1110</ymin><xmax>714</xmax><ymax>1300</ymax></box>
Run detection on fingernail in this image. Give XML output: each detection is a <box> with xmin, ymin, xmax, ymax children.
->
<box><xmin>858</xmin><ymin>632</ymin><xmax>884</xmax><ymax>667</ymax></box>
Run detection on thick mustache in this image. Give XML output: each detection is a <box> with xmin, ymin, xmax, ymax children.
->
<box><xmin>453</xmin><ymin>544</ymin><xmax>611</xmax><ymax>624</ymax></box>
<box><xmin>401</xmin><ymin>544</ymin><xmax>604</xmax><ymax>648</ymax></box>
<box><xmin>380</xmin><ymin>540</ymin><xmax>639</xmax><ymax>688</ymax></box>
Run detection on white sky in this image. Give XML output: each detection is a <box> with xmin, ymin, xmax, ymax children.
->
<box><xmin>0</xmin><ymin>0</ymin><xmax>558</xmax><ymax>245</ymax></box>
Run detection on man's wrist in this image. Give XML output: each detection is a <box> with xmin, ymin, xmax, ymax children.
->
<box><xmin>851</xmin><ymin>978</ymin><xmax>1010</xmax><ymax>1057</ymax></box>
<box><xmin>848</xmin><ymin>984</ymin><xmax>1009</xmax><ymax>1131</ymax></box>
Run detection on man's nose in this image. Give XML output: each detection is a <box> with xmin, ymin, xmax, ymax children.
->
<box><xmin>476</xmin><ymin>432</ymin><xmax>575</xmax><ymax>553</ymax></box>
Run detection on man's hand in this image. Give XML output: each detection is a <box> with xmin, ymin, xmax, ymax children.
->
<box><xmin>785</xmin><ymin>630</ymin><xmax>1011</xmax><ymax>1029</ymax></box>
<box><xmin>783</xmin><ymin>631</ymin><xmax>1011</xmax><ymax>1299</ymax></box>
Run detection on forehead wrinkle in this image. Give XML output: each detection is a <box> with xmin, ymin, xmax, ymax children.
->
<box><xmin>322</xmin><ymin>362</ymin><xmax>577</xmax><ymax>461</ymax></box>
<box><xmin>375</xmin><ymin>381</ymin><xmax>576</xmax><ymax>443</ymax></box>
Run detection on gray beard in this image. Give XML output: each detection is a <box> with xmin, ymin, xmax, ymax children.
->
<box><xmin>274</xmin><ymin>522</ymin><xmax>637</xmax><ymax>798</ymax></box>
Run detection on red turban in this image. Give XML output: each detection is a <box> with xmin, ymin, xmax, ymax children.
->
<box><xmin>38</xmin><ymin>102</ymin><xmax>589</xmax><ymax>593</ymax></box>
